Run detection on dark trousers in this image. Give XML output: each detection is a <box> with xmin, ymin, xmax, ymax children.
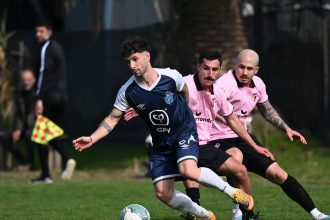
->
<box><xmin>37</xmin><ymin>91</ymin><xmax>70</xmax><ymax>177</ymax></box>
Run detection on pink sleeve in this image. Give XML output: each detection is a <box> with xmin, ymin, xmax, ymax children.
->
<box><xmin>217</xmin><ymin>92</ymin><xmax>234</xmax><ymax>116</ymax></box>
<box><xmin>255</xmin><ymin>77</ymin><xmax>268</xmax><ymax>103</ymax></box>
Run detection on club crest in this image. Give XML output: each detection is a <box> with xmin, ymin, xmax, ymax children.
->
<box><xmin>164</xmin><ymin>91</ymin><xmax>174</xmax><ymax>104</ymax></box>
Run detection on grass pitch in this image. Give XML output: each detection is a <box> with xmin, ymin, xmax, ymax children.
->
<box><xmin>1</xmin><ymin>116</ymin><xmax>330</xmax><ymax>219</ymax></box>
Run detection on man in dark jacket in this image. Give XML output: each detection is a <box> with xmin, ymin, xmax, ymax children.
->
<box><xmin>32</xmin><ymin>20</ymin><xmax>76</xmax><ymax>184</ymax></box>
<box><xmin>0</xmin><ymin>69</ymin><xmax>36</xmax><ymax>170</ymax></box>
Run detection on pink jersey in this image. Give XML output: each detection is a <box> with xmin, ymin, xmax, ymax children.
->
<box><xmin>184</xmin><ymin>74</ymin><xmax>233</xmax><ymax>145</ymax></box>
<box><xmin>211</xmin><ymin>70</ymin><xmax>268</xmax><ymax>139</ymax></box>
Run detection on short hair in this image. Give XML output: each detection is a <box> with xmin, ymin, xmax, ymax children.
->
<box><xmin>35</xmin><ymin>19</ymin><xmax>53</xmax><ymax>30</ymax></box>
<box><xmin>121</xmin><ymin>36</ymin><xmax>151</xmax><ymax>58</ymax></box>
<box><xmin>198</xmin><ymin>50</ymin><xmax>223</xmax><ymax>65</ymax></box>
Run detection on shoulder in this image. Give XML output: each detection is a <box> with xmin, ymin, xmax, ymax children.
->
<box><xmin>252</xmin><ymin>75</ymin><xmax>266</xmax><ymax>89</ymax></box>
<box><xmin>215</xmin><ymin>70</ymin><xmax>235</xmax><ymax>89</ymax></box>
<box><xmin>119</xmin><ymin>76</ymin><xmax>136</xmax><ymax>93</ymax></box>
<box><xmin>156</xmin><ymin>68</ymin><xmax>182</xmax><ymax>79</ymax></box>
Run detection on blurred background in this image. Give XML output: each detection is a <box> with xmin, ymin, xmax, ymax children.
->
<box><xmin>0</xmin><ymin>0</ymin><xmax>330</xmax><ymax>145</ymax></box>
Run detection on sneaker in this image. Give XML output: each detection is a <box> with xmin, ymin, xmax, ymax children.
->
<box><xmin>30</xmin><ymin>176</ymin><xmax>53</xmax><ymax>184</ymax></box>
<box><xmin>181</xmin><ymin>211</ymin><xmax>216</xmax><ymax>220</ymax></box>
<box><xmin>231</xmin><ymin>189</ymin><xmax>254</xmax><ymax>211</ymax></box>
<box><xmin>180</xmin><ymin>213</ymin><xmax>198</xmax><ymax>220</ymax></box>
<box><xmin>318</xmin><ymin>214</ymin><xmax>330</xmax><ymax>220</ymax></box>
<box><xmin>207</xmin><ymin>211</ymin><xmax>216</xmax><ymax>220</ymax></box>
<box><xmin>61</xmin><ymin>159</ymin><xmax>76</xmax><ymax>181</ymax></box>
<box><xmin>232</xmin><ymin>208</ymin><xmax>243</xmax><ymax>220</ymax></box>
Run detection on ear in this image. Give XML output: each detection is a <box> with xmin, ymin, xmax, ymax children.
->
<box><xmin>255</xmin><ymin>66</ymin><xmax>260</xmax><ymax>75</ymax></box>
<box><xmin>144</xmin><ymin>51</ymin><xmax>150</xmax><ymax>62</ymax></box>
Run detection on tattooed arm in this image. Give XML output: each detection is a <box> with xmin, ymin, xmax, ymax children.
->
<box><xmin>257</xmin><ymin>101</ymin><xmax>307</xmax><ymax>144</ymax></box>
<box><xmin>73</xmin><ymin>107</ymin><xmax>123</xmax><ymax>151</ymax></box>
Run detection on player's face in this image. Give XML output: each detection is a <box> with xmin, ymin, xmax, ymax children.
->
<box><xmin>197</xmin><ymin>58</ymin><xmax>222</xmax><ymax>90</ymax></box>
<box><xmin>20</xmin><ymin>70</ymin><xmax>35</xmax><ymax>91</ymax></box>
<box><xmin>35</xmin><ymin>26</ymin><xmax>52</xmax><ymax>43</ymax></box>
<box><xmin>234</xmin><ymin>57</ymin><xmax>259</xmax><ymax>87</ymax></box>
<box><xmin>126</xmin><ymin>52</ymin><xmax>149</xmax><ymax>77</ymax></box>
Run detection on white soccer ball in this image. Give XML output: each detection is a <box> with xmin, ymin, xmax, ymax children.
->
<box><xmin>119</xmin><ymin>204</ymin><xmax>151</xmax><ymax>220</ymax></box>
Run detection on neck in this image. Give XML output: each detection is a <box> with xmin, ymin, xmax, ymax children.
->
<box><xmin>136</xmin><ymin>66</ymin><xmax>158</xmax><ymax>87</ymax></box>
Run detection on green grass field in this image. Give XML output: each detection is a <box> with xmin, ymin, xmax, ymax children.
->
<box><xmin>1</xmin><ymin>116</ymin><xmax>330</xmax><ymax>219</ymax></box>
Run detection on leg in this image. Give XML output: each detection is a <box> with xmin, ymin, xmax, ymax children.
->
<box><xmin>30</xmin><ymin>144</ymin><xmax>53</xmax><ymax>184</ymax></box>
<box><xmin>178</xmin><ymin>159</ymin><xmax>254</xmax><ymax>211</ymax></box>
<box><xmin>154</xmin><ymin>179</ymin><xmax>213</xmax><ymax>219</ymax></box>
<box><xmin>50</xmin><ymin>137</ymin><xmax>76</xmax><ymax>180</ymax></box>
<box><xmin>184</xmin><ymin>180</ymin><xmax>201</xmax><ymax>205</ymax></box>
<box><xmin>265</xmin><ymin>163</ymin><xmax>330</xmax><ymax>219</ymax></box>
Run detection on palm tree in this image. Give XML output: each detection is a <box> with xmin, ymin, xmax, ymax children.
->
<box><xmin>0</xmin><ymin>16</ymin><xmax>15</xmax><ymax>128</ymax></box>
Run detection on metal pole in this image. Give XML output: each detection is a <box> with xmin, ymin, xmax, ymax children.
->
<box><xmin>324</xmin><ymin>14</ymin><xmax>329</xmax><ymax>112</ymax></box>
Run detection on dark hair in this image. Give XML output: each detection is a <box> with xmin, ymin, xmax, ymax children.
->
<box><xmin>35</xmin><ymin>19</ymin><xmax>53</xmax><ymax>30</ymax></box>
<box><xmin>198</xmin><ymin>50</ymin><xmax>223</xmax><ymax>64</ymax></box>
<box><xmin>121</xmin><ymin>36</ymin><xmax>151</xmax><ymax>58</ymax></box>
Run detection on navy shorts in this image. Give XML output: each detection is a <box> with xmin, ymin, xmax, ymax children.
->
<box><xmin>150</xmin><ymin>132</ymin><xmax>199</xmax><ymax>184</ymax></box>
<box><xmin>210</xmin><ymin>135</ymin><xmax>275</xmax><ymax>177</ymax></box>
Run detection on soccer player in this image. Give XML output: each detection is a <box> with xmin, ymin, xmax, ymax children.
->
<box><xmin>125</xmin><ymin>50</ymin><xmax>268</xmax><ymax>220</ymax></box>
<box><xmin>211</xmin><ymin>49</ymin><xmax>330</xmax><ymax>220</ymax></box>
<box><xmin>72</xmin><ymin>36</ymin><xmax>254</xmax><ymax>220</ymax></box>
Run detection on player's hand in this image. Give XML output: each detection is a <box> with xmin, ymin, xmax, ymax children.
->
<box><xmin>12</xmin><ymin>129</ymin><xmax>21</xmax><ymax>142</ymax></box>
<box><xmin>255</xmin><ymin>146</ymin><xmax>275</xmax><ymax>161</ymax></box>
<box><xmin>35</xmin><ymin>100</ymin><xmax>44</xmax><ymax>115</ymax></box>
<box><xmin>72</xmin><ymin>136</ymin><xmax>93</xmax><ymax>152</ymax></box>
<box><xmin>285</xmin><ymin>128</ymin><xmax>307</xmax><ymax>144</ymax></box>
<box><xmin>124</xmin><ymin>108</ymin><xmax>139</xmax><ymax>121</ymax></box>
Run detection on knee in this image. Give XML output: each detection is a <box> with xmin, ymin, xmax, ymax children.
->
<box><xmin>266</xmin><ymin>164</ymin><xmax>288</xmax><ymax>184</ymax></box>
<box><xmin>180</xmin><ymin>167</ymin><xmax>197</xmax><ymax>180</ymax></box>
<box><xmin>155</xmin><ymin>188</ymin><xmax>173</xmax><ymax>203</ymax></box>
<box><xmin>234</xmin><ymin>164</ymin><xmax>248</xmax><ymax>180</ymax></box>
<box><xmin>226</xmin><ymin>147</ymin><xmax>243</xmax><ymax>163</ymax></box>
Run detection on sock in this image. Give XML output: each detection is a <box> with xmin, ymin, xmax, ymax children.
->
<box><xmin>310</xmin><ymin>208</ymin><xmax>328</xmax><ymax>219</ymax></box>
<box><xmin>280</xmin><ymin>175</ymin><xmax>315</xmax><ymax>212</ymax></box>
<box><xmin>186</xmin><ymin>187</ymin><xmax>201</xmax><ymax>205</ymax></box>
<box><xmin>167</xmin><ymin>189</ymin><xmax>209</xmax><ymax>218</ymax></box>
<box><xmin>198</xmin><ymin>167</ymin><xmax>236</xmax><ymax>197</ymax></box>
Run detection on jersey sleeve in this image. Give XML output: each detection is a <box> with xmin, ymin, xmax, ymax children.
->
<box><xmin>113</xmin><ymin>85</ymin><xmax>130</xmax><ymax>112</ymax></box>
<box><xmin>170</xmin><ymin>68</ymin><xmax>185</xmax><ymax>92</ymax></box>
<box><xmin>217</xmin><ymin>91</ymin><xmax>234</xmax><ymax>116</ymax></box>
<box><xmin>255</xmin><ymin>77</ymin><xmax>269</xmax><ymax>103</ymax></box>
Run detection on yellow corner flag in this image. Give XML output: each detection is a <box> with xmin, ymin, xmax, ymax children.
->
<box><xmin>31</xmin><ymin>115</ymin><xmax>64</xmax><ymax>145</ymax></box>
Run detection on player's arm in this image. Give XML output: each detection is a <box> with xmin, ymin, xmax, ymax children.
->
<box><xmin>73</xmin><ymin>107</ymin><xmax>123</xmax><ymax>152</ymax></box>
<box><xmin>224</xmin><ymin>113</ymin><xmax>275</xmax><ymax>160</ymax></box>
<box><xmin>257</xmin><ymin>100</ymin><xmax>307</xmax><ymax>144</ymax></box>
<box><xmin>180</xmin><ymin>83</ymin><xmax>190</xmax><ymax>103</ymax></box>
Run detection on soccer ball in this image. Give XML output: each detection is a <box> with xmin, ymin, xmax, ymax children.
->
<box><xmin>119</xmin><ymin>204</ymin><xmax>151</xmax><ymax>220</ymax></box>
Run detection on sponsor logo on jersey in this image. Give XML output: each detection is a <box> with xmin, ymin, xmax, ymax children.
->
<box><xmin>164</xmin><ymin>91</ymin><xmax>174</xmax><ymax>104</ymax></box>
<box><xmin>195</xmin><ymin>111</ymin><xmax>202</xmax><ymax>116</ymax></box>
<box><xmin>149</xmin><ymin>110</ymin><xmax>169</xmax><ymax>125</ymax></box>
<box><xmin>195</xmin><ymin>117</ymin><xmax>212</xmax><ymax>123</ymax></box>
<box><xmin>137</xmin><ymin>104</ymin><xmax>145</xmax><ymax>110</ymax></box>
<box><xmin>241</xmin><ymin>109</ymin><xmax>247</xmax><ymax>114</ymax></box>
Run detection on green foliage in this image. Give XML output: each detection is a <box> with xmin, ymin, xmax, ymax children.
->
<box><xmin>0</xmin><ymin>14</ymin><xmax>15</xmax><ymax>128</ymax></box>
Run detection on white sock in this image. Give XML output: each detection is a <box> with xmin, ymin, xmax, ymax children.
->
<box><xmin>310</xmin><ymin>208</ymin><xmax>328</xmax><ymax>219</ymax></box>
<box><xmin>198</xmin><ymin>167</ymin><xmax>236</xmax><ymax>197</ymax></box>
<box><xmin>233</xmin><ymin>203</ymin><xmax>240</xmax><ymax>210</ymax></box>
<box><xmin>167</xmin><ymin>189</ymin><xmax>209</xmax><ymax>218</ymax></box>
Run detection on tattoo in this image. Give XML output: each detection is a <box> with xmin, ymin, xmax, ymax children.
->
<box><xmin>257</xmin><ymin>101</ymin><xmax>289</xmax><ymax>131</ymax></box>
<box><xmin>99</xmin><ymin>121</ymin><xmax>113</xmax><ymax>133</ymax></box>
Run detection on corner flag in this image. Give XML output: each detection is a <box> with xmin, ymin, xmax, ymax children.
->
<box><xmin>31</xmin><ymin>115</ymin><xmax>64</xmax><ymax>145</ymax></box>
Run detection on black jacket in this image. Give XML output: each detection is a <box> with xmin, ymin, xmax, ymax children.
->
<box><xmin>36</xmin><ymin>38</ymin><xmax>67</xmax><ymax>102</ymax></box>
